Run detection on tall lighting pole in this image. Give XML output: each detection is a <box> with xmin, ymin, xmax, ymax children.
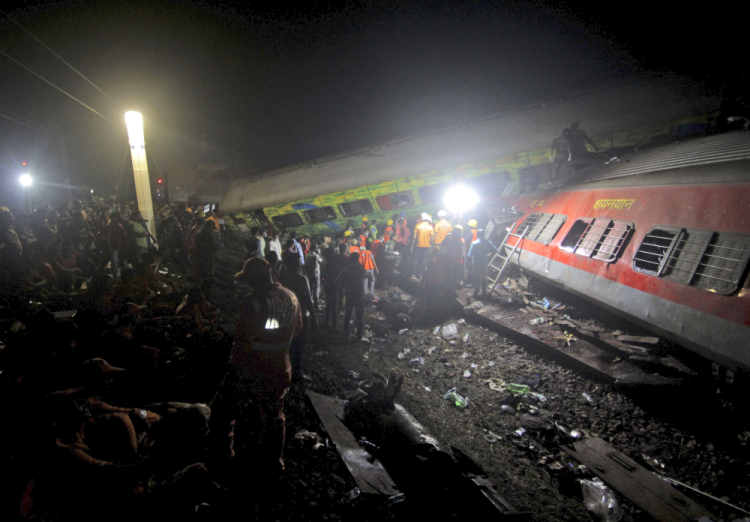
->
<box><xmin>124</xmin><ymin>111</ymin><xmax>156</xmax><ymax>240</ymax></box>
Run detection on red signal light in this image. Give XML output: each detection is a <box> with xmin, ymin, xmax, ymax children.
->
<box><xmin>22</xmin><ymin>161</ymin><xmax>26</xmax><ymax>166</ymax></box>
<box><xmin>157</xmin><ymin>178</ymin><xmax>163</xmax><ymax>184</ymax></box>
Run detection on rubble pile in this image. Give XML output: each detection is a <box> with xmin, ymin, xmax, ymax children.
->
<box><xmin>304</xmin><ymin>276</ymin><xmax>750</xmax><ymax>521</ymax></box>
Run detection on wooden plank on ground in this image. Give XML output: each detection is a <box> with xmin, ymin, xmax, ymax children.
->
<box><xmin>563</xmin><ymin>438</ymin><xmax>714</xmax><ymax>522</ymax></box>
<box><xmin>616</xmin><ymin>335</ymin><xmax>660</xmax><ymax>344</ymax></box>
<box><xmin>307</xmin><ymin>391</ymin><xmax>400</xmax><ymax>496</ymax></box>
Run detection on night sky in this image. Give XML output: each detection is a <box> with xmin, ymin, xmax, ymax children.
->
<box><xmin>0</xmin><ymin>0</ymin><xmax>742</xmax><ymax>198</ymax></box>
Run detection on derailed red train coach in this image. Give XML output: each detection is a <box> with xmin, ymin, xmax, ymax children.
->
<box><xmin>497</xmin><ymin>131</ymin><xmax>750</xmax><ymax>375</ymax></box>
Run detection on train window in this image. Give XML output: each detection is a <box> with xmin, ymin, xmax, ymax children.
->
<box><xmin>375</xmin><ymin>191</ymin><xmax>414</xmax><ymax>211</ymax></box>
<box><xmin>231</xmin><ymin>216</ymin><xmax>251</xmax><ymax>233</ymax></box>
<box><xmin>417</xmin><ymin>182</ymin><xmax>450</xmax><ymax>204</ymax></box>
<box><xmin>516</xmin><ymin>212</ymin><xmax>566</xmax><ymax>245</ymax></box>
<box><xmin>271</xmin><ymin>213</ymin><xmax>304</xmax><ymax>228</ymax></box>
<box><xmin>692</xmin><ymin>232</ymin><xmax>750</xmax><ymax>294</ymax></box>
<box><xmin>561</xmin><ymin>218</ymin><xmax>633</xmax><ymax>262</ymax></box>
<box><xmin>338</xmin><ymin>199</ymin><xmax>374</xmax><ymax>217</ymax></box>
<box><xmin>303</xmin><ymin>206</ymin><xmax>337</xmax><ymax>223</ymax></box>
<box><xmin>634</xmin><ymin>227</ymin><xmax>750</xmax><ymax>294</ymax></box>
<box><xmin>390</xmin><ymin>191</ymin><xmax>413</xmax><ymax>208</ymax></box>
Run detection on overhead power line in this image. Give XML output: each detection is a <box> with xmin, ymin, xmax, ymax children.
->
<box><xmin>8</xmin><ymin>15</ymin><xmax>114</xmax><ymax>102</ymax></box>
<box><xmin>0</xmin><ymin>50</ymin><xmax>112</xmax><ymax>122</ymax></box>
<box><xmin>0</xmin><ymin>104</ymin><xmax>44</xmax><ymax>129</ymax></box>
<box><xmin>0</xmin><ymin>112</ymin><xmax>34</xmax><ymax>129</ymax></box>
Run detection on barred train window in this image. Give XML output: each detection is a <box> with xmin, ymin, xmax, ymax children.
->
<box><xmin>338</xmin><ymin>199</ymin><xmax>374</xmax><ymax>217</ymax></box>
<box><xmin>303</xmin><ymin>206</ymin><xmax>337</xmax><ymax>223</ymax></box>
<box><xmin>632</xmin><ymin>226</ymin><xmax>750</xmax><ymax>295</ymax></box>
<box><xmin>515</xmin><ymin>213</ymin><xmax>567</xmax><ymax>245</ymax></box>
<box><xmin>271</xmin><ymin>213</ymin><xmax>304</xmax><ymax>228</ymax></box>
<box><xmin>561</xmin><ymin>218</ymin><xmax>633</xmax><ymax>263</ymax></box>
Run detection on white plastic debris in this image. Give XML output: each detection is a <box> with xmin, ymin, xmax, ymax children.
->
<box><xmin>488</xmin><ymin>361</ymin><xmax>496</xmax><ymax>367</ymax></box>
<box><xmin>462</xmin><ymin>353</ymin><xmax>469</xmax><ymax>359</ymax></box>
<box><xmin>580</xmin><ymin>478</ymin><xmax>622</xmax><ymax>522</ymax></box>
<box><xmin>458</xmin><ymin>318</ymin><xmax>466</xmax><ymax>324</ymax></box>
<box><xmin>463</xmin><ymin>370</ymin><xmax>471</xmax><ymax>378</ymax></box>
<box><xmin>463</xmin><ymin>334</ymin><xmax>470</xmax><ymax>342</ymax></box>
<box><xmin>471</xmin><ymin>363</ymin><xmax>478</xmax><ymax>368</ymax></box>
<box><xmin>441</xmin><ymin>324</ymin><xmax>459</xmax><ymax>339</ymax></box>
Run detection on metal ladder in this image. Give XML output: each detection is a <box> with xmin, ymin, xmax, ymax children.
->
<box><xmin>486</xmin><ymin>222</ymin><xmax>527</xmax><ymax>296</ymax></box>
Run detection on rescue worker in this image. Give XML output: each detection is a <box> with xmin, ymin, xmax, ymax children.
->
<box><xmin>369</xmin><ymin>231</ymin><xmax>383</xmax><ymax>258</ymax></box>
<box><xmin>335</xmin><ymin>253</ymin><xmax>366</xmax><ymax>341</ymax></box>
<box><xmin>410</xmin><ymin>212</ymin><xmax>434</xmax><ymax>280</ymax></box>
<box><xmin>384</xmin><ymin>220</ymin><xmax>394</xmax><ymax>242</ymax></box>
<box><xmin>467</xmin><ymin>229</ymin><xmax>497</xmax><ymax>297</ymax></box>
<box><xmin>434</xmin><ymin>210</ymin><xmax>453</xmax><ymax>247</ymax></box>
<box><xmin>369</xmin><ymin>219</ymin><xmax>378</xmax><ymax>239</ymax></box>
<box><xmin>550</xmin><ymin>128</ymin><xmax>572</xmax><ymax>179</ymax></box>
<box><xmin>348</xmin><ymin>237</ymin><xmax>361</xmax><ymax>256</ymax></box>
<box><xmin>359</xmin><ymin>241</ymin><xmax>379</xmax><ymax>295</ymax></box>
<box><xmin>209</xmin><ymin>258</ymin><xmax>303</xmax><ymax>472</ymax></box>
<box><xmin>360</xmin><ymin>216</ymin><xmax>369</xmax><ymax>235</ymax></box>
<box><xmin>358</xmin><ymin>229</ymin><xmax>369</xmax><ymax>251</ymax></box>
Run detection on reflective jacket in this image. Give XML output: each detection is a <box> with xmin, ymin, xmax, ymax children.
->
<box><xmin>359</xmin><ymin>249</ymin><xmax>375</xmax><ymax>271</ymax></box>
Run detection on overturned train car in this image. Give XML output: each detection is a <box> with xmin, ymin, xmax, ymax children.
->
<box><xmin>496</xmin><ymin>131</ymin><xmax>750</xmax><ymax>375</ymax></box>
<box><xmin>214</xmin><ymin>77</ymin><xmax>722</xmax><ymax>237</ymax></box>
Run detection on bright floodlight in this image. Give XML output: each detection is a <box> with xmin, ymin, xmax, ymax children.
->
<box><xmin>19</xmin><ymin>174</ymin><xmax>32</xmax><ymax>187</ymax></box>
<box><xmin>125</xmin><ymin>111</ymin><xmax>145</xmax><ymax>147</ymax></box>
<box><xmin>444</xmin><ymin>184</ymin><xmax>479</xmax><ymax>214</ymax></box>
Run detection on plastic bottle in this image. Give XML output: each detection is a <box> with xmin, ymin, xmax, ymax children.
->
<box><xmin>507</xmin><ymin>383</ymin><xmax>531</xmax><ymax>394</ymax></box>
<box><xmin>443</xmin><ymin>388</ymin><xmax>468</xmax><ymax>408</ymax></box>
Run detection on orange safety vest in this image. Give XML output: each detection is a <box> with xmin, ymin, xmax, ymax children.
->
<box><xmin>384</xmin><ymin>226</ymin><xmax>393</xmax><ymax>241</ymax></box>
<box><xmin>349</xmin><ymin>245</ymin><xmax>361</xmax><ymax>255</ymax></box>
<box><xmin>359</xmin><ymin>234</ymin><xmax>367</xmax><ymax>246</ymax></box>
<box><xmin>359</xmin><ymin>249</ymin><xmax>375</xmax><ymax>271</ymax></box>
<box><xmin>370</xmin><ymin>239</ymin><xmax>382</xmax><ymax>257</ymax></box>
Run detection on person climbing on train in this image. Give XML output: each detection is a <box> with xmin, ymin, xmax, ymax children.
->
<box><xmin>410</xmin><ymin>212</ymin><xmax>434</xmax><ymax>281</ymax></box>
<box><xmin>359</xmin><ymin>241</ymin><xmax>379</xmax><ymax>295</ymax></box>
<box><xmin>567</xmin><ymin>121</ymin><xmax>598</xmax><ymax>161</ymax></box>
<box><xmin>434</xmin><ymin>210</ymin><xmax>453</xmax><ymax>248</ymax></box>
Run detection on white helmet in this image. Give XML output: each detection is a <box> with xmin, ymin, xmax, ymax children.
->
<box><xmin>438</xmin><ymin>210</ymin><xmax>447</xmax><ymax>218</ymax></box>
<box><xmin>421</xmin><ymin>212</ymin><xmax>431</xmax><ymax>222</ymax></box>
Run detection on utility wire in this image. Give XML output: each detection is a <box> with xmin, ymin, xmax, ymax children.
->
<box><xmin>0</xmin><ymin>104</ymin><xmax>44</xmax><ymax>129</ymax></box>
<box><xmin>0</xmin><ymin>50</ymin><xmax>112</xmax><ymax>122</ymax></box>
<box><xmin>8</xmin><ymin>15</ymin><xmax>114</xmax><ymax>102</ymax></box>
<box><xmin>0</xmin><ymin>113</ymin><xmax>33</xmax><ymax>128</ymax></box>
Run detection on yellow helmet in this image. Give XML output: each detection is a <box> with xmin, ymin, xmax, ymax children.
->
<box><xmin>387</xmin><ymin>219</ymin><xmax>394</xmax><ymax>225</ymax></box>
<box><xmin>362</xmin><ymin>216</ymin><xmax>369</xmax><ymax>222</ymax></box>
<box><xmin>468</xmin><ymin>219</ymin><xmax>478</xmax><ymax>228</ymax></box>
<box><xmin>344</xmin><ymin>230</ymin><xmax>352</xmax><ymax>237</ymax></box>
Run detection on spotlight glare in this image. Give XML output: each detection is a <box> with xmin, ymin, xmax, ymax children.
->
<box><xmin>19</xmin><ymin>174</ymin><xmax>32</xmax><ymax>187</ymax></box>
<box><xmin>444</xmin><ymin>184</ymin><xmax>479</xmax><ymax>214</ymax></box>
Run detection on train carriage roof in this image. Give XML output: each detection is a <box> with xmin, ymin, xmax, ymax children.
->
<box><xmin>555</xmin><ymin>131</ymin><xmax>750</xmax><ymax>190</ymax></box>
<box><xmin>219</xmin><ymin>76</ymin><xmax>721</xmax><ymax>213</ymax></box>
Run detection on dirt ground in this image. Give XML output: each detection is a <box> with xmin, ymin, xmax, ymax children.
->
<box><xmin>208</xmin><ymin>246</ymin><xmax>750</xmax><ymax>522</ymax></box>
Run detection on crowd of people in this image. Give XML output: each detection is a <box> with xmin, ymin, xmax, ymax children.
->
<box><xmin>0</xmin><ymin>197</ymin><xmax>236</xmax><ymax>519</ymax></box>
<box><xmin>0</xmin><ymin>192</ymin><xmax>499</xmax><ymax>518</ymax></box>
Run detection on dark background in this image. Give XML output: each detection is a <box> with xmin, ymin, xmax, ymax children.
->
<box><xmin>0</xmin><ymin>0</ymin><xmax>741</xmax><ymax>204</ymax></box>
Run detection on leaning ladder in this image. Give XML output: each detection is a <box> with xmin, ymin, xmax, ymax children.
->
<box><xmin>487</xmin><ymin>222</ymin><xmax>527</xmax><ymax>296</ymax></box>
